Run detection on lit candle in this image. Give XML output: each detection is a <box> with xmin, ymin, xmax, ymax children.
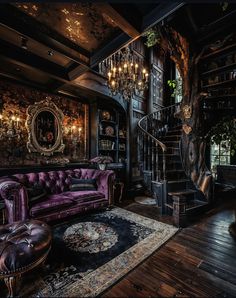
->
<box><xmin>108</xmin><ymin>72</ymin><xmax>111</xmax><ymax>81</ymax></box>
<box><xmin>0</xmin><ymin>114</ymin><xmax>2</xmax><ymax>125</ymax></box>
<box><xmin>135</xmin><ymin>64</ymin><xmax>138</xmax><ymax>74</ymax></box>
<box><xmin>71</xmin><ymin>125</ymin><xmax>76</xmax><ymax>140</ymax></box>
<box><xmin>78</xmin><ymin>127</ymin><xmax>82</xmax><ymax>137</ymax></box>
<box><xmin>145</xmin><ymin>73</ymin><xmax>149</xmax><ymax>82</ymax></box>
<box><xmin>112</xmin><ymin>67</ymin><xmax>116</xmax><ymax>79</ymax></box>
<box><xmin>124</xmin><ymin>63</ymin><xmax>128</xmax><ymax>73</ymax></box>
<box><xmin>11</xmin><ymin>115</ymin><xmax>16</xmax><ymax>126</ymax></box>
<box><xmin>142</xmin><ymin>68</ymin><xmax>146</xmax><ymax>79</ymax></box>
<box><xmin>16</xmin><ymin>117</ymin><xmax>20</xmax><ymax>128</ymax></box>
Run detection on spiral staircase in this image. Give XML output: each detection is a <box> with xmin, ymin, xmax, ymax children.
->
<box><xmin>137</xmin><ymin>103</ymin><xmax>209</xmax><ymax>227</ymax></box>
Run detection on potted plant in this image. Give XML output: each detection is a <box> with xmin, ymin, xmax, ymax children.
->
<box><xmin>206</xmin><ymin>117</ymin><xmax>236</xmax><ymax>156</ymax></box>
<box><xmin>90</xmin><ymin>156</ymin><xmax>113</xmax><ymax>170</ymax></box>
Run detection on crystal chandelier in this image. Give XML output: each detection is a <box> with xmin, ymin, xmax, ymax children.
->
<box><xmin>100</xmin><ymin>46</ymin><xmax>149</xmax><ymax>100</ymax></box>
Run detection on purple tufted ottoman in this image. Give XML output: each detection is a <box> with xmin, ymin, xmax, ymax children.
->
<box><xmin>0</xmin><ymin>220</ymin><xmax>52</xmax><ymax>297</ymax></box>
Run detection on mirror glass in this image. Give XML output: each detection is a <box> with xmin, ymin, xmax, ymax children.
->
<box><xmin>26</xmin><ymin>97</ymin><xmax>65</xmax><ymax>156</ymax></box>
<box><xmin>34</xmin><ymin>110</ymin><xmax>58</xmax><ymax>149</ymax></box>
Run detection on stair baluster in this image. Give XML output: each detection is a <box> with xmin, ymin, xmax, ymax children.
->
<box><xmin>137</xmin><ymin>103</ymin><xmax>210</xmax><ymax>227</ymax></box>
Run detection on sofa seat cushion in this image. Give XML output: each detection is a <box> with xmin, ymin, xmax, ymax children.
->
<box><xmin>63</xmin><ymin>190</ymin><xmax>105</xmax><ymax>203</ymax></box>
<box><xmin>30</xmin><ymin>195</ymin><xmax>75</xmax><ymax>217</ymax></box>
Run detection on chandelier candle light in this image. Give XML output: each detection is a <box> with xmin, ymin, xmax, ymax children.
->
<box><xmin>101</xmin><ymin>46</ymin><xmax>149</xmax><ymax>100</ymax></box>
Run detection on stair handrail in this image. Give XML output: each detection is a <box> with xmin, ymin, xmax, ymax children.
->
<box><xmin>138</xmin><ymin>103</ymin><xmax>181</xmax><ymax>181</ymax></box>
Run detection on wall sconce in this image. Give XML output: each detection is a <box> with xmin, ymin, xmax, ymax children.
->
<box><xmin>0</xmin><ymin>110</ymin><xmax>23</xmax><ymax>140</ymax></box>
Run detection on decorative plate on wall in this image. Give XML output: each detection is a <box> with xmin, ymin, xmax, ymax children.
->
<box><xmin>105</xmin><ymin>126</ymin><xmax>114</xmax><ymax>136</ymax></box>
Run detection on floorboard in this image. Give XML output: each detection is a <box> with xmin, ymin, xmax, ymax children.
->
<box><xmin>102</xmin><ymin>193</ymin><xmax>236</xmax><ymax>297</ymax></box>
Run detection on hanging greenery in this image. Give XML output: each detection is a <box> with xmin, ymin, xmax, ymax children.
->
<box><xmin>143</xmin><ymin>27</ymin><xmax>160</xmax><ymax>48</ymax></box>
<box><xmin>167</xmin><ymin>78</ymin><xmax>183</xmax><ymax>98</ymax></box>
<box><xmin>220</xmin><ymin>1</ymin><xmax>229</xmax><ymax>11</ymax></box>
<box><xmin>206</xmin><ymin>117</ymin><xmax>236</xmax><ymax>156</ymax></box>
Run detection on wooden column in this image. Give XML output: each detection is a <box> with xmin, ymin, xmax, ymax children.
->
<box><xmin>126</xmin><ymin>97</ymin><xmax>132</xmax><ymax>188</ymax></box>
<box><xmin>147</xmin><ymin>47</ymin><xmax>154</xmax><ymax>115</ymax></box>
<box><xmin>89</xmin><ymin>97</ymin><xmax>98</xmax><ymax>158</ymax></box>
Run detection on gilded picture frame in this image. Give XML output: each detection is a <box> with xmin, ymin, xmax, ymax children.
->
<box><xmin>26</xmin><ymin>97</ymin><xmax>65</xmax><ymax>156</ymax></box>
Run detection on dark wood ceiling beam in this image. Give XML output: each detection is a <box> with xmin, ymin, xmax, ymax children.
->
<box><xmin>0</xmin><ymin>71</ymin><xmax>47</xmax><ymax>91</ymax></box>
<box><xmin>0</xmin><ymin>4</ymin><xmax>90</xmax><ymax>66</ymax></box>
<box><xmin>90</xmin><ymin>2</ymin><xmax>185</xmax><ymax>68</ymax></box>
<box><xmin>68</xmin><ymin>64</ymin><xmax>90</xmax><ymax>81</ymax></box>
<box><xmin>48</xmin><ymin>80</ymin><xmax>66</xmax><ymax>92</ymax></box>
<box><xmin>90</xmin><ymin>32</ymin><xmax>131</xmax><ymax>68</ymax></box>
<box><xmin>185</xmin><ymin>5</ymin><xmax>198</xmax><ymax>34</ymax></box>
<box><xmin>196</xmin><ymin>9</ymin><xmax>236</xmax><ymax>44</ymax></box>
<box><xmin>93</xmin><ymin>3</ymin><xmax>140</xmax><ymax>39</ymax></box>
<box><xmin>0</xmin><ymin>38</ymin><xmax>69</xmax><ymax>82</ymax></box>
<box><xmin>141</xmin><ymin>1</ymin><xmax>185</xmax><ymax>31</ymax></box>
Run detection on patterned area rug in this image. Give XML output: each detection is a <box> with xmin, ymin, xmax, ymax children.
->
<box><xmin>21</xmin><ymin>207</ymin><xmax>177</xmax><ymax>297</ymax></box>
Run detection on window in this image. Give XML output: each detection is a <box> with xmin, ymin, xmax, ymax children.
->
<box><xmin>210</xmin><ymin>140</ymin><xmax>231</xmax><ymax>175</ymax></box>
<box><xmin>175</xmin><ymin>66</ymin><xmax>183</xmax><ymax>104</ymax></box>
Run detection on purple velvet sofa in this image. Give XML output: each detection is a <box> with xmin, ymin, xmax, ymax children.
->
<box><xmin>0</xmin><ymin>168</ymin><xmax>115</xmax><ymax>223</ymax></box>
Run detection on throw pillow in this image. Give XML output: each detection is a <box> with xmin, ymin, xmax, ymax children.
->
<box><xmin>70</xmin><ymin>178</ymin><xmax>97</xmax><ymax>191</ymax></box>
<box><xmin>26</xmin><ymin>183</ymin><xmax>47</xmax><ymax>204</ymax></box>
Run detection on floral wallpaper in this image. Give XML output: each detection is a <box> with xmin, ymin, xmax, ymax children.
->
<box><xmin>0</xmin><ymin>79</ymin><xmax>89</xmax><ymax>167</ymax></box>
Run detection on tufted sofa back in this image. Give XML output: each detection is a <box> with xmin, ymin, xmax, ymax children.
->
<box><xmin>11</xmin><ymin>168</ymin><xmax>114</xmax><ymax>195</ymax></box>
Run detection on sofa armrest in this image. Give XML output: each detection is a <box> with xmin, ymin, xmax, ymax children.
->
<box><xmin>96</xmin><ymin>170</ymin><xmax>115</xmax><ymax>205</ymax></box>
<box><xmin>0</xmin><ymin>181</ymin><xmax>29</xmax><ymax>223</ymax></box>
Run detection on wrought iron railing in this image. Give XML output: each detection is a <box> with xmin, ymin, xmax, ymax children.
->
<box><xmin>137</xmin><ymin>102</ymin><xmax>181</xmax><ymax>182</ymax></box>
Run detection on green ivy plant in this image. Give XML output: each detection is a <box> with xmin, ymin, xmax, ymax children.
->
<box><xmin>167</xmin><ymin>78</ymin><xmax>183</xmax><ymax>98</ymax></box>
<box><xmin>143</xmin><ymin>28</ymin><xmax>160</xmax><ymax>48</ymax></box>
<box><xmin>220</xmin><ymin>1</ymin><xmax>229</xmax><ymax>11</ymax></box>
<box><xmin>206</xmin><ymin>117</ymin><xmax>236</xmax><ymax>156</ymax></box>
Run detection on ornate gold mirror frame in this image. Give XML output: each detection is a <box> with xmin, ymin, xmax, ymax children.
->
<box><xmin>26</xmin><ymin>97</ymin><xmax>65</xmax><ymax>156</ymax></box>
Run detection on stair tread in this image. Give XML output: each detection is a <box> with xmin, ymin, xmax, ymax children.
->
<box><xmin>159</xmin><ymin>146</ymin><xmax>179</xmax><ymax>150</ymax></box>
<box><xmin>166</xmin><ymin>169</ymin><xmax>185</xmax><ymax>173</ymax></box>
<box><xmin>167</xmin><ymin>129</ymin><xmax>182</xmax><ymax>133</ymax></box>
<box><xmin>153</xmin><ymin>146</ymin><xmax>179</xmax><ymax>149</ymax></box>
<box><xmin>162</xmin><ymin>135</ymin><xmax>181</xmax><ymax>139</ymax></box>
<box><xmin>159</xmin><ymin>153</ymin><xmax>180</xmax><ymax>156</ymax></box>
<box><xmin>165</xmin><ymin>200</ymin><xmax>208</xmax><ymax>211</ymax></box>
<box><xmin>168</xmin><ymin>189</ymin><xmax>197</xmax><ymax>196</ymax></box>
<box><xmin>167</xmin><ymin>179</ymin><xmax>190</xmax><ymax>184</ymax></box>
<box><xmin>186</xmin><ymin>200</ymin><xmax>208</xmax><ymax>211</ymax></box>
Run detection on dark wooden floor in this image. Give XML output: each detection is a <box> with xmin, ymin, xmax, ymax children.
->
<box><xmin>102</xmin><ymin>193</ymin><xmax>236</xmax><ymax>297</ymax></box>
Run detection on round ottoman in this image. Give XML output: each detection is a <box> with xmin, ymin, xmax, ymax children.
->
<box><xmin>0</xmin><ymin>220</ymin><xmax>52</xmax><ymax>297</ymax></box>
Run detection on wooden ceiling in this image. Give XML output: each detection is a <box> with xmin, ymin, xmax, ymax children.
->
<box><xmin>0</xmin><ymin>2</ymin><xmax>235</xmax><ymax>100</ymax></box>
